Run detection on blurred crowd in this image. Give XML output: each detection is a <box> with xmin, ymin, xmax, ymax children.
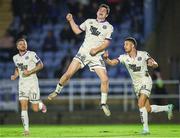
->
<box><xmin>0</xmin><ymin>0</ymin><xmax>145</xmax><ymax>79</ymax></box>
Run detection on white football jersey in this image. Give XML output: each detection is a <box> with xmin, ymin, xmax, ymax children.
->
<box><xmin>13</xmin><ymin>51</ymin><xmax>41</xmax><ymax>81</ymax></box>
<box><xmin>118</xmin><ymin>51</ymin><xmax>152</xmax><ymax>85</ymax></box>
<box><xmin>79</xmin><ymin>19</ymin><xmax>113</xmax><ymax>56</ymax></box>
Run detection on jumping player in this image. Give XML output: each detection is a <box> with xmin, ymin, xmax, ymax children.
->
<box><xmin>48</xmin><ymin>4</ymin><xmax>113</xmax><ymax>116</ymax></box>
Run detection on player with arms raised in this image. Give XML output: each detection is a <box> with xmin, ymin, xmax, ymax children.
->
<box><xmin>48</xmin><ymin>4</ymin><xmax>113</xmax><ymax>116</ymax></box>
<box><xmin>103</xmin><ymin>37</ymin><xmax>173</xmax><ymax>134</ymax></box>
<box><xmin>11</xmin><ymin>38</ymin><xmax>47</xmax><ymax>136</ymax></box>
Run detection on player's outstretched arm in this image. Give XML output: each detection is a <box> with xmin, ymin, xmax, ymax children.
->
<box><xmin>11</xmin><ymin>68</ymin><xmax>19</xmax><ymax>80</ymax></box>
<box><xmin>147</xmin><ymin>58</ymin><xmax>158</xmax><ymax>68</ymax></box>
<box><xmin>66</xmin><ymin>13</ymin><xmax>82</xmax><ymax>35</ymax></box>
<box><xmin>23</xmin><ymin>62</ymin><xmax>44</xmax><ymax>77</ymax></box>
<box><xmin>103</xmin><ymin>51</ymin><xmax>119</xmax><ymax>66</ymax></box>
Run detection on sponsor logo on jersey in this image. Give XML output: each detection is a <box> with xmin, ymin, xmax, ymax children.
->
<box><xmin>128</xmin><ymin>64</ymin><xmax>141</xmax><ymax>72</ymax></box>
<box><xmin>17</xmin><ymin>63</ymin><xmax>28</xmax><ymax>71</ymax></box>
<box><xmin>90</xmin><ymin>26</ymin><xmax>100</xmax><ymax>36</ymax></box>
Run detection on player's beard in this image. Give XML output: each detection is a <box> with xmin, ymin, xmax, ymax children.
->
<box><xmin>19</xmin><ymin>48</ymin><xmax>27</xmax><ymax>54</ymax></box>
<box><xmin>18</xmin><ymin>45</ymin><xmax>27</xmax><ymax>52</ymax></box>
<box><xmin>125</xmin><ymin>48</ymin><xmax>130</xmax><ymax>53</ymax></box>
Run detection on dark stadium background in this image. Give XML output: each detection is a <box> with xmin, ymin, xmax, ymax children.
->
<box><xmin>0</xmin><ymin>0</ymin><xmax>180</xmax><ymax>125</ymax></box>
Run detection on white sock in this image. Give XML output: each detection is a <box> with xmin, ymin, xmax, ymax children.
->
<box><xmin>38</xmin><ymin>101</ymin><xmax>43</xmax><ymax>110</ymax></box>
<box><xmin>101</xmin><ymin>93</ymin><xmax>107</xmax><ymax>104</ymax></box>
<box><xmin>139</xmin><ymin>107</ymin><xmax>149</xmax><ymax>131</ymax></box>
<box><xmin>21</xmin><ymin>110</ymin><xmax>29</xmax><ymax>131</ymax></box>
<box><xmin>151</xmin><ymin>105</ymin><xmax>169</xmax><ymax>113</ymax></box>
<box><xmin>55</xmin><ymin>83</ymin><xmax>63</xmax><ymax>93</ymax></box>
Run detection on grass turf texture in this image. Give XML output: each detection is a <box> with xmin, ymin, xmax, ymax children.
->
<box><xmin>0</xmin><ymin>124</ymin><xmax>180</xmax><ymax>138</ymax></box>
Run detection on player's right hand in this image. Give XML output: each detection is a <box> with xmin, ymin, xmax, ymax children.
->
<box><xmin>11</xmin><ymin>75</ymin><xmax>17</xmax><ymax>80</ymax></box>
<box><xmin>66</xmin><ymin>13</ymin><xmax>73</xmax><ymax>22</ymax></box>
<box><xmin>147</xmin><ymin>58</ymin><xmax>158</xmax><ymax>68</ymax></box>
<box><xmin>103</xmin><ymin>51</ymin><xmax>109</xmax><ymax>59</ymax></box>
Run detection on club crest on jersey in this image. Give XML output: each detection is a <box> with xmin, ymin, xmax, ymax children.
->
<box><xmin>102</xmin><ymin>25</ymin><xmax>107</xmax><ymax>29</ymax></box>
<box><xmin>138</xmin><ymin>57</ymin><xmax>142</xmax><ymax>61</ymax></box>
<box><xmin>126</xmin><ymin>59</ymin><xmax>129</xmax><ymax>62</ymax></box>
<box><xmin>25</xmin><ymin>56</ymin><xmax>29</xmax><ymax>60</ymax></box>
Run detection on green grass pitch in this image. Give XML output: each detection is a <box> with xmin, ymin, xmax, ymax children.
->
<box><xmin>0</xmin><ymin>124</ymin><xmax>180</xmax><ymax>138</ymax></box>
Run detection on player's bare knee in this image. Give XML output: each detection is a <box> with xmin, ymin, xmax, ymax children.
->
<box><xmin>21</xmin><ymin>106</ymin><xmax>28</xmax><ymax>110</ymax></box>
<box><xmin>146</xmin><ymin>108</ymin><xmax>151</xmax><ymax>113</ymax></box>
<box><xmin>32</xmin><ymin>107</ymin><xmax>39</xmax><ymax>112</ymax></box>
<box><xmin>138</xmin><ymin>101</ymin><xmax>144</xmax><ymax>108</ymax></box>
<box><xmin>20</xmin><ymin>103</ymin><xmax>28</xmax><ymax>110</ymax></box>
<box><xmin>146</xmin><ymin>106</ymin><xmax>151</xmax><ymax>113</ymax></box>
<box><xmin>101</xmin><ymin>78</ymin><xmax>109</xmax><ymax>85</ymax></box>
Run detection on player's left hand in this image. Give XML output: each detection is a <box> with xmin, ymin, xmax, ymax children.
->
<box><xmin>66</xmin><ymin>13</ymin><xmax>73</xmax><ymax>22</ymax></box>
<box><xmin>23</xmin><ymin>70</ymin><xmax>31</xmax><ymax>77</ymax></box>
<box><xmin>147</xmin><ymin>60</ymin><xmax>153</xmax><ymax>67</ymax></box>
<box><xmin>90</xmin><ymin>48</ymin><xmax>97</xmax><ymax>56</ymax></box>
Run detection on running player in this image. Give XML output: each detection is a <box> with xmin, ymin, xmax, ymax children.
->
<box><xmin>48</xmin><ymin>4</ymin><xmax>113</xmax><ymax>116</ymax></box>
<box><xmin>11</xmin><ymin>38</ymin><xmax>47</xmax><ymax>136</ymax></box>
<box><xmin>103</xmin><ymin>37</ymin><xmax>173</xmax><ymax>134</ymax></box>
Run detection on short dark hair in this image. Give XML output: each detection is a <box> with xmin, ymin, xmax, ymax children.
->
<box><xmin>125</xmin><ymin>37</ymin><xmax>137</xmax><ymax>48</ymax></box>
<box><xmin>99</xmin><ymin>4</ymin><xmax>110</xmax><ymax>15</ymax></box>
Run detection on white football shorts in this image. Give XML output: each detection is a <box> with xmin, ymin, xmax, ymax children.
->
<box><xmin>18</xmin><ymin>79</ymin><xmax>40</xmax><ymax>103</ymax></box>
<box><xmin>74</xmin><ymin>52</ymin><xmax>106</xmax><ymax>72</ymax></box>
<box><xmin>134</xmin><ymin>78</ymin><xmax>152</xmax><ymax>98</ymax></box>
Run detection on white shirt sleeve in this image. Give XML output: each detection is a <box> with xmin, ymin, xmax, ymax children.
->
<box><xmin>79</xmin><ymin>19</ymin><xmax>88</xmax><ymax>31</ymax></box>
<box><xmin>117</xmin><ymin>54</ymin><xmax>125</xmax><ymax>64</ymax></box>
<box><xmin>105</xmin><ymin>25</ymin><xmax>113</xmax><ymax>40</ymax></box>
<box><xmin>13</xmin><ymin>56</ymin><xmax>17</xmax><ymax>67</ymax></box>
<box><xmin>144</xmin><ymin>51</ymin><xmax>151</xmax><ymax>61</ymax></box>
<box><xmin>31</xmin><ymin>52</ymin><xmax>41</xmax><ymax>64</ymax></box>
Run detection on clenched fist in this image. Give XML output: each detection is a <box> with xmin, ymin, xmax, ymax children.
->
<box><xmin>23</xmin><ymin>70</ymin><xmax>31</xmax><ymax>77</ymax></box>
<box><xmin>11</xmin><ymin>75</ymin><xmax>17</xmax><ymax>80</ymax></box>
<box><xmin>66</xmin><ymin>13</ymin><xmax>73</xmax><ymax>22</ymax></box>
<box><xmin>90</xmin><ymin>48</ymin><xmax>97</xmax><ymax>56</ymax></box>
